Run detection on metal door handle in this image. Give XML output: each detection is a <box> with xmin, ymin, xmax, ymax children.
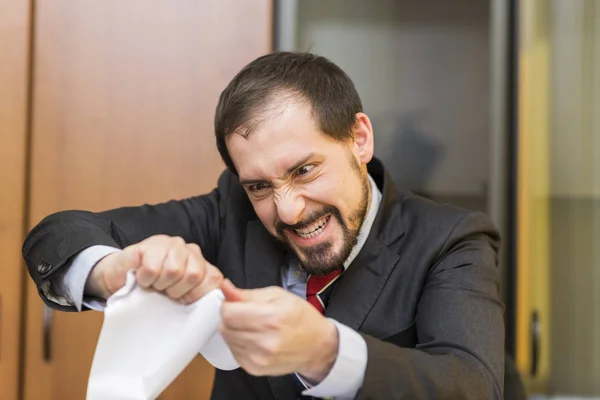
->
<box><xmin>43</xmin><ymin>305</ymin><xmax>53</xmax><ymax>362</ymax></box>
<box><xmin>0</xmin><ymin>295</ymin><xmax>2</xmax><ymax>361</ymax></box>
<box><xmin>530</xmin><ymin>310</ymin><xmax>540</xmax><ymax>376</ymax></box>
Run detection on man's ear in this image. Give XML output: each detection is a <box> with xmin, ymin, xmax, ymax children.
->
<box><xmin>352</xmin><ymin>112</ymin><xmax>374</xmax><ymax>164</ymax></box>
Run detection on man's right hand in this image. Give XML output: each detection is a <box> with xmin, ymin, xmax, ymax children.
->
<box><xmin>84</xmin><ymin>235</ymin><xmax>223</xmax><ymax>304</ymax></box>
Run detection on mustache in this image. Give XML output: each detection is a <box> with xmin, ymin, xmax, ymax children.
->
<box><xmin>275</xmin><ymin>206</ymin><xmax>342</xmax><ymax>236</ymax></box>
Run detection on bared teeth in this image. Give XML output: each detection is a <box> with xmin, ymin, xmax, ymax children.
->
<box><xmin>294</xmin><ymin>216</ymin><xmax>329</xmax><ymax>238</ymax></box>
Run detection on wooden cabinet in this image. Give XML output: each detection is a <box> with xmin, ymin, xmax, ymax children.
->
<box><xmin>0</xmin><ymin>1</ymin><xmax>272</xmax><ymax>399</ymax></box>
<box><xmin>0</xmin><ymin>0</ymin><xmax>30</xmax><ymax>399</ymax></box>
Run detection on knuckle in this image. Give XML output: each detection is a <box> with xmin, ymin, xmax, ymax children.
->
<box><xmin>263</xmin><ymin>339</ymin><xmax>280</xmax><ymax>357</ymax></box>
<box><xmin>167</xmin><ymin>285</ymin><xmax>183</xmax><ymax>298</ymax></box>
<box><xmin>205</xmin><ymin>268</ymin><xmax>223</xmax><ymax>285</ymax></box>
<box><xmin>179</xmin><ymin>293</ymin><xmax>194</xmax><ymax>304</ymax></box>
<box><xmin>147</xmin><ymin>234</ymin><xmax>170</xmax><ymax>244</ymax></box>
<box><xmin>163</xmin><ymin>265</ymin><xmax>183</xmax><ymax>280</ymax></box>
<box><xmin>208</xmin><ymin>264</ymin><xmax>223</xmax><ymax>277</ymax></box>
<box><xmin>139</xmin><ymin>264</ymin><xmax>160</xmax><ymax>278</ymax></box>
<box><xmin>136</xmin><ymin>267</ymin><xmax>158</xmax><ymax>287</ymax></box>
<box><xmin>186</xmin><ymin>243</ymin><xmax>202</xmax><ymax>254</ymax></box>
<box><xmin>171</xmin><ymin>236</ymin><xmax>186</xmax><ymax>246</ymax></box>
<box><xmin>184</xmin><ymin>269</ymin><xmax>203</xmax><ymax>285</ymax></box>
<box><xmin>264</xmin><ymin>310</ymin><xmax>283</xmax><ymax>329</ymax></box>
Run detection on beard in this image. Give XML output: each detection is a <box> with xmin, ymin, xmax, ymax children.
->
<box><xmin>275</xmin><ymin>159</ymin><xmax>370</xmax><ymax>276</ymax></box>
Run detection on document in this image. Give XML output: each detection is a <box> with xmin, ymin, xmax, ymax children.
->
<box><xmin>86</xmin><ymin>272</ymin><xmax>239</xmax><ymax>400</ymax></box>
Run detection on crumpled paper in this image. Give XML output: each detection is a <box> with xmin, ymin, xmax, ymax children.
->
<box><xmin>86</xmin><ymin>272</ymin><xmax>239</xmax><ymax>400</ymax></box>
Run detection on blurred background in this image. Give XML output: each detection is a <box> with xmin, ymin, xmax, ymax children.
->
<box><xmin>0</xmin><ymin>0</ymin><xmax>598</xmax><ymax>399</ymax></box>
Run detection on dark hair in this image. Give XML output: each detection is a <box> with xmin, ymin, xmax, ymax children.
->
<box><xmin>214</xmin><ymin>52</ymin><xmax>363</xmax><ymax>174</ymax></box>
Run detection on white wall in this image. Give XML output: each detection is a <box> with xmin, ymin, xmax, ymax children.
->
<box><xmin>295</xmin><ymin>0</ymin><xmax>491</xmax><ymax>196</ymax></box>
<box><xmin>549</xmin><ymin>0</ymin><xmax>600</xmax><ymax>198</ymax></box>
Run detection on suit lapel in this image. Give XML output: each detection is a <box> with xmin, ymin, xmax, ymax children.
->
<box><xmin>326</xmin><ymin>162</ymin><xmax>405</xmax><ymax>331</ymax></box>
<box><xmin>325</xmin><ymin>236</ymin><xmax>400</xmax><ymax>330</ymax></box>
<box><xmin>244</xmin><ymin>220</ymin><xmax>297</xmax><ymax>400</ymax></box>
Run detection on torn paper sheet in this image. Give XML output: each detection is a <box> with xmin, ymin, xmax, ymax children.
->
<box><xmin>86</xmin><ymin>272</ymin><xmax>239</xmax><ymax>400</ymax></box>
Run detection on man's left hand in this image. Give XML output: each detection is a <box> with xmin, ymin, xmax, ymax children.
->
<box><xmin>220</xmin><ymin>279</ymin><xmax>339</xmax><ymax>381</ymax></box>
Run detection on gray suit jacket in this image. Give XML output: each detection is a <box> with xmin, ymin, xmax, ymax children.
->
<box><xmin>23</xmin><ymin>158</ymin><xmax>504</xmax><ymax>399</ymax></box>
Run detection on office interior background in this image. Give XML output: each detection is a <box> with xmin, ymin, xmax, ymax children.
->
<box><xmin>0</xmin><ymin>0</ymin><xmax>598</xmax><ymax>399</ymax></box>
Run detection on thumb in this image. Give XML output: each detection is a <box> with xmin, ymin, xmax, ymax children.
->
<box><xmin>119</xmin><ymin>244</ymin><xmax>143</xmax><ymax>272</ymax></box>
<box><xmin>86</xmin><ymin>245</ymin><xmax>141</xmax><ymax>299</ymax></box>
<box><xmin>221</xmin><ymin>279</ymin><xmax>248</xmax><ymax>302</ymax></box>
<box><xmin>221</xmin><ymin>280</ymin><xmax>282</xmax><ymax>303</ymax></box>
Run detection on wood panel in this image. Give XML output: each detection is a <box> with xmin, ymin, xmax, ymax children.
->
<box><xmin>0</xmin><ymin>0</ymin><xmax>31</xmax><ymax>399</ymax></box>
<box><xmin>23</xmin><ymin>1</ymin><xmax>272</xmax><ymax>399</ymax></box>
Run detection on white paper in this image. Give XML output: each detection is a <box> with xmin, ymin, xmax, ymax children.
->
<box><xmin>86</xmin><ymin>272</ymin><xmax>239</xmax><ymax>400</ymax></box>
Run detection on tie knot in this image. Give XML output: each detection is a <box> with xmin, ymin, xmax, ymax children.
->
<box><xmin>306</xmin><ymin>268</ymin><xmax>343</xmax><ymax>314</ymax></box>
<box><xmin>306</xmin><ymin>268</ymin><xmax>343</xmax><ymax>296</ymax></box>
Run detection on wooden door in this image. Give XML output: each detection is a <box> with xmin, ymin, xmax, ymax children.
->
<box><xmin>23</xmin><ymin>1</ymin><xmax>272</xmax><ymax>399</ymax></box>
<box><xmin>0</xmin><ymin>0</ymin><xmax>31</xmax><ymax>399</ymax></box>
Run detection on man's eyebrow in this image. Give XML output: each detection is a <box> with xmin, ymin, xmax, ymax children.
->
<box><xmin>284</xmin><ymin>153</ymin><xmax>316</xmax><ymax>176</ymax></box>
<box><xmin>239</xmin><ymin>178</ymin><xmax>269</xmax><ymax>186</ymax></box>
<box><xmin>238</xmin><ymin>153</ymin><xmax>318</xmax><ymax>186</ymax></box>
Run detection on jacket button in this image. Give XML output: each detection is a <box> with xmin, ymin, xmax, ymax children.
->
<box><xmin>38</xmin><ymin>261</ymin><xmax>52</xmax><ymax>274</ymax></box>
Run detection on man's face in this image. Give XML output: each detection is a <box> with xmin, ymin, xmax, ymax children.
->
<box><xmin>227</xmin><ymin>100</ymin><xmax>374</xmax><ymax>275</ymax></box>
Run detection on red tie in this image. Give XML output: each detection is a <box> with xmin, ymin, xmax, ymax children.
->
<box><xmin>306</xmin><ymin>268</ymin><xmax>343</xmax><ymax>314</ymax></box>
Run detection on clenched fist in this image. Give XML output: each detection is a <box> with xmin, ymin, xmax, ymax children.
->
<box><xmin>84</xmin><ymin>235</ymin><xmax>223</xmax><ymax>304</ymax></box>
<box><xmin>219</xmin><ymin>280</ymin><xmax>339</xmax><ymax>381</ymax></box>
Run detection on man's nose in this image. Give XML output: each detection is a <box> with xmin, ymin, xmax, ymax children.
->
<box><xmin>275</xmin><ymin>192</ymin><xmax>305</xmax><ymax>226</ymax></box>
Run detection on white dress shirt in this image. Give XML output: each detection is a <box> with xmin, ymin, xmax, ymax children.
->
<box><xmin>52</xmin><ymin>175</ymin><xmax>382</xmax><ymax>399</ymax></box>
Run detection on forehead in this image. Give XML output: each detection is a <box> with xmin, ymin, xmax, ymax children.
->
<box><xmin>227</xmin><ymin>101</ymin><xmax>340</xmax><ymax>179</ymax></box>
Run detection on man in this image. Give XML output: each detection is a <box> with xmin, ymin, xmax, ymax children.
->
<box><xmin>23</xmin><ymin>52</ymin><xmax>504</xmax><ymax>399</ymax></box>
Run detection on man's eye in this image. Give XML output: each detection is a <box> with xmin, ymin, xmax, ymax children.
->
<box><xmin>248</xmin><ymin>183</ymin><xmax>269</xmax><ymax>192</ymax></box>
<box><xmin>296</xmin><ymin>164</ymin><xmax>315</xmax><ymax>176</ymax></box>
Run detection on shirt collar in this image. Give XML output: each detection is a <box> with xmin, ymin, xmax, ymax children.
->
<box><xmin>342</xmin><ymin>174</ymin><xmax>382</xmax><ymax>270</ymax></box>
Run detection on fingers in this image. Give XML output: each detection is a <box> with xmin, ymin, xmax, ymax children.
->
<box><xmin>151</xmin><ymin>240</ymin><xmax>188</xmax><ymax>291</ymax></box>
<box><xmin>164</xmin><ymin>254</ymin><xmax>222</xmax><ymax>303</ymax></box>
<box><xmin>221</xmin><ymin>303</ymin><xmax>279</xmax><ymax>331</ymax></box>
<box><xmin>102</xmin><ymin>234</ymin><xmax>227</xmax><ymax>305</ymax></box>
<box><xmin>178</xmin><ymin>265</ymin><xmax>223</xmax><ymax>303</ymax></box>
<box><xmin>221</xmin><ymin>286</ymin><xmax>288</xmax><ymax>331</ymax></box>
<box><xmin>224</xmin><ymin>285</ymin><xmax>283</xmax><ymax>303</ymax></box>
<box><xmin>135</xmin><ymin>236</ymin><xmax>175</xmax><ymax>288</ymax></box>
<box><xmin>221</xmin><ymin>279</ymin><xmax>245</xmax><ymax>302</ymax></box>
<box><xmin>86</xmin><ymin>234</ymin><xmax>225</xmax><ymax>303</ymax></box>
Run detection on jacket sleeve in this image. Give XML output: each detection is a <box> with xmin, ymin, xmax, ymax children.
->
<box><xmin>357</xmin><ymin>212</ymin><xmax>505</xmax><ymax>400</ymax></box>
<box><xmin>22</xmin><ymin>170</ymin><xmax>233</xmax><ymax>311</ymax></box>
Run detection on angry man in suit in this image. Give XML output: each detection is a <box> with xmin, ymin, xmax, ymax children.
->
<box><xmin>23</xmin><ymin>52</ymin><xmax>504</xmax><ymax>399</ymax></box>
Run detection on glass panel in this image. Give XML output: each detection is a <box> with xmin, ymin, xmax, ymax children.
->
<box><xmin>519</xmin><ymin>0</ymin><xmax>600</xmax><ymax>397</ymax></box>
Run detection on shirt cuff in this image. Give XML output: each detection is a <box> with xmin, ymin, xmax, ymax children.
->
<box><xmin>62</xmin><ymin>245</ymin><xmax>121</xmax><ymax>311</ymax></box>
<box><xmin>302</xmin><ymin>319</ymin><xmax>367</xmax><ymax>399</ymax></box>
